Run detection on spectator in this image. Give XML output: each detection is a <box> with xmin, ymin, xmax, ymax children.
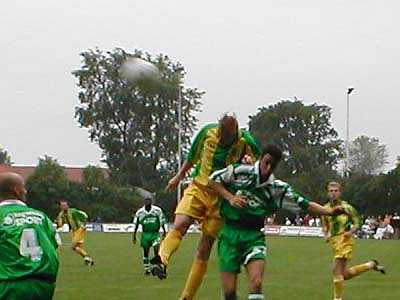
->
<box><xmin>391</xmin><ymin>212</ymin><xmax>400</xmax><ymax>239</ymax></box>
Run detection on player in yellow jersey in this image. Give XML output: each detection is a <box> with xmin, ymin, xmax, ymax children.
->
<box><xmin>152</xmin><ymin>113</ymin><xmax>261</xmax><ymax>300</ymax></box>
<box><xmin>56</xmin><ymin>200</ymin><xmax>94</xmax><ymax>266</ymax></box>
<box><xmin>321</xmin><ymin>182</ymin><xmax>385</xmax><ymax>300</ymax></box>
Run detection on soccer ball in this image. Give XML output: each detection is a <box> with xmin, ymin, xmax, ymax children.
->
<box><xmin>120</xmin><ymin>57</ymin><xmax>160</xmax><ymax>84</ymax></box>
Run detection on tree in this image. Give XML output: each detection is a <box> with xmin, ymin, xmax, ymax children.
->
<box><xmin>0</xmin><ymin>147</ymin><xmax>12</xmax><ymax>165</ymax></box>
<box><xmin>26</xmin><ymin>156</ymin><xmax>70</xmax><ymax>218</ymax></box>
<box><xmin>73</xmin><ymin>48</ymin><xmax>203</xmax><ymax>190</ymax></box>
<box><xmin>249</xmin><ymin>100</ymin><xmax>342</xmax><ymax>178</ymax></box>
<box><xmin>349</xmin><ymin>135</ymin><xmax>388</xmax><ymax>175</ymax></box>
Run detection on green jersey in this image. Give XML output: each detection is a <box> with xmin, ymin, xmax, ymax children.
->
<box><xmin>0</xmin><ymin>200</ymin><xmax>59</xmax><ymax>282</ymax></box>
<box><xmin>56</xmin><ymin>208</ymin><xmax>88</xmax><ymax>231</ymax></box>
<box><xmin>133</xmin><ymin>205</ymin><xmax>166</xmax><ymax>232</ymax></box>
<box><xmin>210</xmin><ymin>162</ymin><xmax>310</xmax><ymax>230</ymax></box>
<box><xmin>321</xmin><ymin>200</ymin><xmax>360</xmax><ymax>237</ymax></box>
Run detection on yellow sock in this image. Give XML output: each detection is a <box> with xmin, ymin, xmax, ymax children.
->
<box><xmin>159</xmin><ymin>229</ymin><xmax>183</xmax><ymax>265</ymax></box>
<box><xmin>180</xmin><ymin>259</ymin><xmax>208</xmax><ymax>300</ymax></box>
<box><xmin>74</xmin><ymin>246</ymin><xmax>88</xmax><ymax>257</ymax></box>
<box><xmin>333</xmin><ymin>275</ymin><xmax>344</xmax><ymax>299</ymax></box>
<box><xmin>345</xmin><ymin>261</ymin><xmax>374</xmax><ymax>280</ymax></box>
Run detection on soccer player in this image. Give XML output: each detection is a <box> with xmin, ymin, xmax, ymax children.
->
<box><xmin>56</xmin><ymin>200</ymin><xmax>94</xmax><ymax>266</ymax></box>
<box><xmin>208</xmin><ymin>145</ymin><xmax>344</xmax><ymax>300</ymax></box>
<box><xmin>321</xmin><ymin>182</ymin><xmax>385</xmax><ymax>300</ymax></box>
<box><xmin>133</xmin><ymin>198</ymin><xmax>167</xmax><ymax>275</ymax></box>
<box><xmin>0</xmin><ymin>172</ymin><xmax>59</xmax><ymax>300</ymax></box>
<box><xmin>153</xmin><ymin>113</ymin><xmax>261</xmax><ymax>300</ymax></box>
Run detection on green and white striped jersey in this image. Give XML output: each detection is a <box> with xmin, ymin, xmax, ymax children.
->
<box><xmin>210</xmin><ymin>161</ymin><xmax>310</xmax><ymax>229</ymax></box>
<box><xmin>133</xmin><ymin>205</ymin><xmax>166</xmax><ymax>232</ymax></box>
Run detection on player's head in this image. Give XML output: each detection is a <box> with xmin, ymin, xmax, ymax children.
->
<box><xmin>144</xmin><ymin>197</ymin><xmax>152</xmax><ymax>209</ymax></box>
<box><xmin>218</xmin><ymin>112</ymin><xmax>239</xmax><ymax>147</ymax></box>
<box><xmin>0</xmin><ymin>172</ymin><xmax>27</xmax><ymax>202</ymax></box>
<box><xmin>259</xmin><ymin>145</ymin><xmax>283</xmax><ymax>178</ymax></box>
<box><xmin>327</xmin><ymin>181</ymin><xmax>342</xmax><ymax>202</ymax></box>
<box><xmin>59</xmin><ymin>199</ymin><xmax>69</xmax><ymax>211</ymax></box>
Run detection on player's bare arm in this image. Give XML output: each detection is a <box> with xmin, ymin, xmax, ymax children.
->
<box><xmin>208</xmin><ymin>180</ymin><xmax>247</xmax><ymax>208</ymax></box>
<box><xmin>165</xmin><ymin>161</ymin><xmax>193</xmax><ymax>192</ymax></box>
<box><xmin>307</xmin><ymin>202</ymin><xmax>344</xmax><ymax>216</ymax></box>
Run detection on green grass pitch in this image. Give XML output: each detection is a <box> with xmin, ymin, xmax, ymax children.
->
<box><xmin>54</xmin><ymin>233</ymin><xmax>398</xmax><ymax>300</ymax></box>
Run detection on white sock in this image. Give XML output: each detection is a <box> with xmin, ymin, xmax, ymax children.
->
<box><xmin>248</xmin><ymin>294</ymin><xmax>264</xmax><ymax>299</ymax></box>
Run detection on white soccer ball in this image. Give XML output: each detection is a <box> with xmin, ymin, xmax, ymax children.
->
<box><xmin>120</xmin><ymin>57</ymin><xmax>160</xmax><ymax>84</ymax></box>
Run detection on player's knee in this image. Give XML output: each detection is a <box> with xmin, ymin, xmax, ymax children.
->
<box><xmin>224</xmin><ymin>292</ymin><xmax>237</xmax><ymax>300</ymax></box>
<box><xmin>173</xmin><ymin>215</ymin><xmax>193</xmax><ymax>235</ymax></box>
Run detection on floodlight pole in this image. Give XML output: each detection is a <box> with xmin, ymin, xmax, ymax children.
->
<box><xmin>177</xmin><ymin>84</ymin><xmax>182</xmax><ymax>202</ymax></box>
<box><xmin>345</xmin><ymin>87</ymin><xmax>354</xmax><ymax>176</ymax></box>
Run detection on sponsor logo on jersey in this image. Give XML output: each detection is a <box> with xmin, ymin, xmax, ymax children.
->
<box><xmin>2</xmin><ymin>212</ymin><xmax>44</xmax><ymax>226</ymax></box>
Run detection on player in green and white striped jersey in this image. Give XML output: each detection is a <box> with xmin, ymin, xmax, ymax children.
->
<box><xmin>209</xmin><ymin>145</ymin><xmax>344</xmax><ymax>300</ymax></box>
<box><xmin>133</xmin><ymin>198</ymin><xmax>167</xmax><ymax>275</ymax></box>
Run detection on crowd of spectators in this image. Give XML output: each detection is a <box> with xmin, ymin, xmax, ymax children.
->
<box><xmin>266</xmin><ymin>212</ymin><xmax>400</xmax><ymax>240</ymax></box>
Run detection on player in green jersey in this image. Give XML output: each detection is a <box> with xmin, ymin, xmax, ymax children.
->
<box><xmin>0</xmin><ymin>172</ymin><xmax>59</xmax><ymax>300</ymax></box>
<box><xmin>208</xmin><ymin>145</ymin><xmax>344</xmax><ymax>300</ymax></box>
<box><xmin>321</xmin><ymin>182</ymin><xmax>385</xmax><ymax>300</ymax></box>
<box><xmin>56</xmin><ymin>200</ymin><xmax>94</xmax><ymax>266</ymax></box>
<box><xmin>133</xmin><ymin>198</ymin><xmax>167</xmax><ymax>275</ymax></box>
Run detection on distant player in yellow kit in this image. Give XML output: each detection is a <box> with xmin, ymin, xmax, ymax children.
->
<box><xmin>152</xmin><ymin>113</ymin><xmax>261</xmax><ymax>300</ymax></box>
<box><xmin>321</xmin><ymin>182</ymin><xmax>385</xmax><ymax>300</ymax></box>
<box><xmin>56</xmin><ymin>200</ymin><xmax>94</xmax><ymax>266</ymax></box>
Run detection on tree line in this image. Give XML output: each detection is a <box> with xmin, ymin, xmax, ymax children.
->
<box><xmin>1</xmin><ymin>47</ymin><xmax>398</xmax><ymax>221</ymax></box>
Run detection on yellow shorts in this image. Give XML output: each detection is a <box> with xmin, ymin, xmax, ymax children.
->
<box><xmin>175</xmin><ymin>182</ymin><xmax>223</xmax><ymax>238</ymax></box>
<box><xmin>72</xmin><ymin>227</ymin><xmax>86</xmax><ymax>244</ymax></box>
<box><xmin>330</xmin><ymin>234</ymin><xmax>354</xmax><ymax>260</ymax></box>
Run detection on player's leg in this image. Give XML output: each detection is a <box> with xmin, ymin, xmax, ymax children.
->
<box><xmin>246</xmin><ymin>260</ymin><xmax>265</xmax><ymax>300</ymax></box>
<box><xmin>142</xmin><ymin>246</ymin><xmax>151</xmax><ymax>275</ymax></box>
<box><xmin>72</xmin><ymin>228</ymin><xmax>93</xmax><ymax>266</ymax></box>
<box><xmin>179</xmin><ymin>207</ymin><xmax>222</xmax><ymax>300</ymax></box>
<box><xmin>344</xmin><ymin>259</ymin><xmax>385</xmax><ymax>279</ymax></box>
<box><xmin>332</xmin><ymin>258</ymin><xmax>346</xmax><ymax>300</ymax></box>
<box><xmin>180</xmin><ymin>233</ymin><xmax>215</xmax><ymax>300</ymax></box>
<box><xmin>217</xmin><ymin>225</ymin><xmax>242</xmax><ymax>300</ymax></box>
<box><xmin>158</xmin><ymin>184</ymin><xmax>204</xmax><ymax>266</ymax></box>
<box><xmin>158</xmin><ymin>214</ymin><xmax>193</xmax><ymax>265</ymax></box>
<box><xmin>221</xmin><ymin>272</ymin><xmax>239</xmax><ymax>300</ymax></box>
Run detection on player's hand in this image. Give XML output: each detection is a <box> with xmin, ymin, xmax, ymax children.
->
<box><xmin>132</xmin><ymin>237</ymin><xmax>137</xmax><ymax>245</ymax></box>
<box><xmin>331</xmin><ymin>205</ymin><xmax>345</xmax><ymax>216</ymax></box>
<box><xmin>165</xmin><ymin>175</ymin><xmax>180</xmax><ymax>192</ymax></box>
<box><xmin>228</xmin><ymin>196</ymin><xmax>247</xmax><ymax>208</ymax></box>
<box><xmin>241</xmin><ymin>155</ymin><xmax>253</xmax><ymax>164</ymax></box>
<box><xmin>343</xmin><ymin>231</ymin><xmax>353</xmax><ymax>239</ymax></box>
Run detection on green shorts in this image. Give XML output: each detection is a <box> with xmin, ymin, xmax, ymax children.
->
<box><xmin>218</xmin><ymin>225</ymin><xmax>267</xmax><ymax>274</ymax></box>
<box><xmin>0</xmin><ymin>279</ymin><xmax>55</xmax><ymax>300</ymax></box>
<box><xmin>140</xmin><ymin>231</ymin><xmax>161</xmax><ymax>249</ymax></box>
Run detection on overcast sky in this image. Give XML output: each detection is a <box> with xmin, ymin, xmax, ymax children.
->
<box><xmin>1</xmin><ymin>0</ymin><xmax>398</xmax><ymax>169</ymax></box>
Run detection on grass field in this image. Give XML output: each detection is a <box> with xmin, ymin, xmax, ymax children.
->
<box><xmin>54</xmin><ymin>233</ymin><xmax>398</xmax><ymax>300</ymax></box>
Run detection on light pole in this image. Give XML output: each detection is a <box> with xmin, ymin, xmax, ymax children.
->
<box><xmin>345</xmin><ymin>87</ymin><xmax>354</xmax><ymax>175</ymax></box>
<box><xmin>177</xmin><ymin>83</ymin><xmax>182</xmax><ymax>202</ymax></box>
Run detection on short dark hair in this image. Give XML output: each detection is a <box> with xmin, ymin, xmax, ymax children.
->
<box><xmin>262</xmin><ymin>144</ymin><xmax>283</xmax><ymax>168</ymax></box>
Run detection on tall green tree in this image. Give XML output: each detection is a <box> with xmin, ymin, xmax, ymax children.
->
<box><xmin>0</xmin><ymin>147</ymin><xmax>12</xmax><ymax>165</ymax></box>
<box><xmin>73</xmin><ymin>48</ymin><xmax>203</xmax><ymax>190</ymax></box>
<box><xmin>249</xmin><ymin>100</ymin><xmax>342</xmax><ymax>199</ymax></box>
<box><xmin>349</xmin><ymin>135</ymin><xmax>388</xmax><ymax>175</ymax></box>
<box><xmin>26</xmin><ymin>156</ymin><xmax>70</xmax><ymax>218</ymax></box>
